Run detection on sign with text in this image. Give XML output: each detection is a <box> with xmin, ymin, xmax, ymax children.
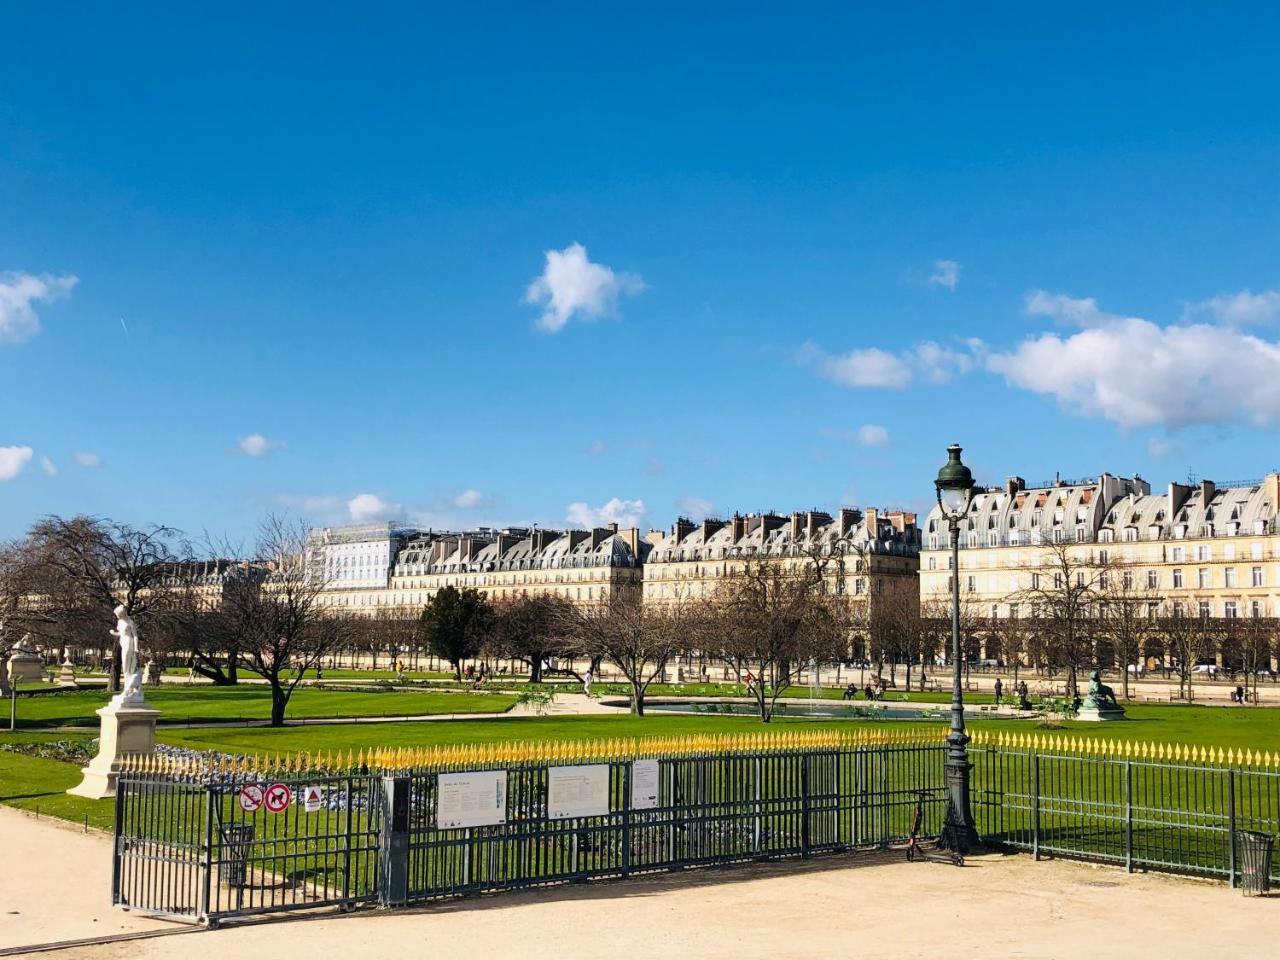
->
<box><xmin>630</xmin><ymin>758</ymin><xmax>660</xmax><ymax>810</ymax></box>
<box><xmin>436</xmin><ymin>770</ymin><xmax>507</xmax><ymax>829</ymax></box>
<box><xmin>548</xmin><ymin>764</ymin><xmax>611</xmax><ymax>820</ymax></box>
<box><xmin>302</xmin><ymin>785</ymin><xmax>324</xmax><ymax>812</ymax></box>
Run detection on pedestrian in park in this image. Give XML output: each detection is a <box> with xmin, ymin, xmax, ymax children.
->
<box><xmin>994</xmin><ymin>677</ymin><xmax>1004</xmax><ymax>705</ymax></box>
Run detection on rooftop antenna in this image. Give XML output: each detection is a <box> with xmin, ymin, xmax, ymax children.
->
<box><xmin>1186</xmin><ymin>467</ymin><xmax>1200</xmax><ymax>486</ymax></box>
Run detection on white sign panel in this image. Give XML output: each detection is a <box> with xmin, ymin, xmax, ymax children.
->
<box><xmin>437</xmin><ymin>770</ymin><xmax>508</xmax><ymax>829</ymax></box>
<box><xmin>630</xmin><ymin>759</ymin><xmax>660</xmax><ymax>810</ymax></box>
<box><xmin>548</xmin><ymin>764</ymin><xmax>611</xmax><ymax>820</ymax></box>
<box><xmin>302</xmin><ymin>785</ymin><xmax>324</xmax><ymax>812</ymax></box>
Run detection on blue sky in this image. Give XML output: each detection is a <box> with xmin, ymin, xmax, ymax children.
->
<box><xmin>4</xmin><ymin>4</ymin><xmax>1280</xmax><ymax>541</ymax></box>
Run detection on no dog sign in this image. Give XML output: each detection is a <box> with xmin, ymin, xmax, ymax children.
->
<box><xmin>264</xmin><ymin>782</ymin><xmax>293</xmax><ymax>813</ymax></box>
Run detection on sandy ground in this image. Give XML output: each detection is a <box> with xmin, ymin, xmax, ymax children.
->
<box><xmin>3</xmin><ymin>802</ymin><xmax>1275</xmax><ymax>960</ymax></box>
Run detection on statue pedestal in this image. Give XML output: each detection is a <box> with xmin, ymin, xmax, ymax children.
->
<box><xmin>1076</xmin><ymin>699</ymin><xmax>1126</xmax><ymax>722</ymax></box>
<box><xmin>56</xmin><ymin>660</ymin><xmax>79</xmax><ymax>689</ymax></box>
<box><xmin>67</xmin><ymin>699</ymin><xmax>160</xmax><ymax>799</ymax></box>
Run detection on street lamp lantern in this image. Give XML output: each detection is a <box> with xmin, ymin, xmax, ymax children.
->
<box><xmin>934</xmin><ymin>443</ymin><xmax>974</xmax><ymax>517</ymax></box>
<box><xmin>933</xmin><ymin>443</ymin><xmax>984</xmax><ymax>853</ymax></box>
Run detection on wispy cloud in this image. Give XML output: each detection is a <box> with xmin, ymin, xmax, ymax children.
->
<box><xmin>453</xmin><ymin>489</ymin><xmax>486</xmax><ymax>509</ymax></box>
<box><xmin>797</xmin><ymin>339</ymin><xmax>981</xmax><ymax>389</ymax></box>
<box><xmin>856</xmin><ymin>424</ymin><xmax>890</xmax><ymax>447</ymax></box>
<box><xmin>1182</xmin><ymin>289</ymin><xmax>1280</xmax><ymax>327</ymax></box>
<box><xmin>678</xmin><ymin>496</ymin><xmax>715</xmax><ymax>517</ymax></box>
<box><xmin>927</xmin><ymin>259</ymin><xmax>961</xmax><ymax>291</ymax></box>
<box><xmin>73</xmin><ymin>451</ymin><xmax>101</xmax><ymax>468</ymax></box>
<box><xmin>566</xmin><ymin>497</ymin><xmax>646</xmax><ymax>529</ymax></box>
<box><xmin>0</xmin><ymin>271</ymin><xmax>77</xmax><ymax>343</ymax></box>
<box><xmin>585</xmin><ymin>439</ymin><xmax>608</xmax><ymax>455</ymax></box>
<box><xmin>237</xmin><ymin>433</ymin><xmax>284</xmax><ymax>457</ymax></box>
<box><xmin>0</xmin><ymin>446</ymin><xmax>33</xmax><ymax>481</ymax></box>
<box><xmin>40</xmin><ymin>455</ymin><xmax>57</xmax><ymax>476</ymax></box>
<box><xmin>525</xmin><ymin>243</ymin><xmax>645</xmax><ymax>333</ymax></box>
<box><xmin>347</xmin><ymin>493</ymin><xmax>401</xmax><ymax>522</ymax></box>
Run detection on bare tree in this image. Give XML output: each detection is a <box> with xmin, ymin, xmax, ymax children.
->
<box><xmin>1009</xmin><ymin>540</ymin><xmax>1108</xmax><ymax>699</ymax></box>
<box><xmin>1160</xmin><ymin>599</ymin><xmax>1217</xmax><ymax>702</ymax></box>
<box><xmin>220</xmin><ymin>515</ymin><xmax>357</xmax><ymax>725</ymax></box>
<box><xmin>1099</xmin><ymin>560</ymin><xmax>1161</xmax><ymax>700</ymax></box>
<box><xmin>27</xmin><ymin>516</ymin><xmax>188</xmax><ymax>691</ymax></box>
<box><xmin>712</xmin><ymin>556</ymin><xmax>851</xmax><ymax>721</ymax></box>
<box><xmin>571</xmin><ymin>593</ymin><xmax>692</xmax><ymax>715</ymax></box>
<box><xmin>1222</xmin><ymin>615</ymin><xmax>1275</xmax><ymax>704</ymax></box>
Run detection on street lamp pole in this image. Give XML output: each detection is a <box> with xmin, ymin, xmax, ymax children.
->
<box><xmin>934</xmin><ymin>443</ymin><xmax>984</xmax><ymax>853</ymax></box>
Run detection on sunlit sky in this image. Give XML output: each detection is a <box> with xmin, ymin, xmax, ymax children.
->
<box><xmin>4</xmin><ymin>5</ymin><xmax>1280</xmax><ymax>540</ymax></box>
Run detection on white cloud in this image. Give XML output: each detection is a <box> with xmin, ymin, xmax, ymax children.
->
<box><xmin>678</xmin><ymin>496</ymin><xmax>715</xmax><ymax>517</ymax></box>
<box><xmin>1147</xmin><ymin>438</ymin><xmax>1174</xmax><ymax>458</ymax></box>
<box><xmin>278</xmin><ymin>494</ymin><xmax>344</xmax><ymax>514</ymax></box>
<box><xmin>453</xmin><ymin>489</ymin><xmax>485</xmax><ymax>509</ymax></box>
<box><xmin>0</xmin><ymin>272</ymin><xmax>77</xmax><ymax>343</ymax></box>
<box><xmin>566</xmin><ymin>497</ymin><xmax>647</xmax><ymax>529</ymax></box>
<box><xmin>1183</xmin><ymin>289</ymin><xmax>1280</xmax><ymax>327</ymax></box>
<box><xmin>238</xmin><ymin>433</ymin><xmax>283</xmax><ymax>457</ymax></box>
<box><xmin>585</xmin><ymin>439</ymin><xmax>607</xmax><ymax>455</ymax></box>
<box><xmin>856</xmin><ymin>425</ymin><xmax>890</xmax><ymax>447</ymax></box>
<box><xmin>347</xmin><ymin>493</ymin><xmax>400</xmax><ymax>522</ymax></box>
<box><xmin>73</xmin><ymin>451</ymin><xmax>101</xmax><ymax>468</ymax></box>
<box><xmin>928</xmin><ymin>259</ymin><xmax>961</xmax><ymax>291</ymax></box>
<box><xmin>40</xmin><ymin>455</ymin><xmax>56</xmax><ymax>476</ymax></box>
<box><xmin>798</xmin><ymin>343</ymin><xmax>910</xmax><ymax>388</ymax></box>
<box><xmin>1024</xmin><ymin>290</ymin><xmax>1118</xmax><ymax>327</ymax></box>
<box><xmin>524</xmin><ymin>242</ymin><xmax>645</xmax><ymax>333</ymax></box>
<box><xmin>988</xmin><ymin>296</ymin><xmax>1280</xmax><ymax>429</ymax></box>
<box><xmin>797</xmin><ymin>340</ymin><xmax>980</xmax><ymax>389</ymax></box>
<box><xmin>0</xmin><ymin>446</ymin><xmax>33</xmax><ymax>481</ymax></box>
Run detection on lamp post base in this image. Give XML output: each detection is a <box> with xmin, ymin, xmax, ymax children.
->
<box><xmin>937</xmin><ymin>757</ymin><xmax>985</xmax><ymax>855</ymax></box>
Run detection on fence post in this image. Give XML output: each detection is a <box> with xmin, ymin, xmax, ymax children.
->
<box><xmin>342</xmin><ymin>776</ymin><xmax>354</xmax><ymax>905</ymax></box>
<box><xmin>1124</xmin><ymin>760</ymin><xmax>1133</xmax><ymax>873</ymax></box>
<box><xmin>111</xmin><ymin>776</ymin><xmax>125</xmax><ymax>906</ymax></box>
<box><xmin>1031</xmin><ymin>753</ymin><xmax>1041</xmax><ymax>861</ymax></box>
<box><xmin>379</xmin><ymin>775</ymin><xmax>410</xmax><ymax>906</ymax></box>
<box><xmin>201</xmin><ymin>784</ymin><xmax>215</xmax><ymax>922</ymax></box>
<box><xmin>800</xmin><ymin>752</ymin><xmax>811</xmax><ymax>858</ymax></box>
<box><xmin>1227</xmin><ymin>769</ymin><xmax>1237</xmax><ymax>888</ymax></box>
<box><xmin>621</xmin><ymin>761</ymin><xmax>632</xmax><ymax>878</ymax></box>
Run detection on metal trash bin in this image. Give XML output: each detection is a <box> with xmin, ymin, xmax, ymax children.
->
<box><xmin>1237</xmin><ymin>830</ymin><xmax>1274</xmax><ymax>896</ymax></box>
<box><xmin>218</xmin><ymin>823</ymin><xmax>256</xmax><ymax>889</ymax></box>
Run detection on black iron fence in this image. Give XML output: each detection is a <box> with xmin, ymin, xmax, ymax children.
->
<box><xmin>113</xmin><ymin>730</ymin><xmax>947</xmax><ymax>924</ymax></box>
<box><xmin>113</xmin><ymin>728</ymin><xmax>1280</xmax><ymax>925</ymax></box>
<box><xmin>971</xmin><ymin>729</ymin><xmax>1280</xmax><ymax>886</ymax></box>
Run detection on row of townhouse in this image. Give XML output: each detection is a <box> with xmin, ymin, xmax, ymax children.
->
<box><xmin>919</xmin><ymin>471</ymin><xmax>1280</xmax><ymax>660</ymax></box>
<box><xmin>304</xmin><ymin>506</ymin><xmax>922</xmax><ymax>618</ymax></box>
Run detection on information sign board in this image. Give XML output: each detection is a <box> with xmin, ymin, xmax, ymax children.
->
<box><xmin>437</xmin><ymin>770</ymin><xmax>507</xmax><ymax>829</ymax></box>
<box><xmin>548</xmin><ymin>764</ymin><xmax>611</xmax><ymax>820</ymax></box>
<box><xmin>630</xmin><ymin>758</ymin><xmax>660</xmax><ymax>810</ymax></box>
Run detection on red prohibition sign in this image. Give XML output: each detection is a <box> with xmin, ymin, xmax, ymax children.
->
<box><xmin>239</xmin><ymin>783</ymin><xmax>264</xmax><ymax>812</ymax></box>
<box><xmin>264</xmin><ymin>782</ymin><xmax>292</xmax><ymax>813</ymax></box>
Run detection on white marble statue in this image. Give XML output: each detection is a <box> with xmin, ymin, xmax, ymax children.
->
<box><xmin>111</xmin><ymin>604</ymin><xmax>144</xmax><ymax>704</ymax></box>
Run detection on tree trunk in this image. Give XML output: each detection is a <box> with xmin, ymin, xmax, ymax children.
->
<box><xmin>530</xmin><ymin>657</ymin><xmax>543</xmax><ymax>684</ymax></box>
<box><xmin>269</xmin><ymin>680</ymin><xmax>288</xmax><ymax>726</ymax></box>
<box><xmin>1121</xmin><ymin>657</ymin><xmax>1130</xmax><ymax>700</ymax></box>
<box><xmin>630</xmin><ymin>686</ymin><xmax>645</xmax><ymax>716</ymax></box>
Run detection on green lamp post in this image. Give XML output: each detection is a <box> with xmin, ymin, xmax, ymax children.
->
<box><xmin>934</xmin><ymin>443</ymin><xmax>984</xmax><ymax>852</ymax></box>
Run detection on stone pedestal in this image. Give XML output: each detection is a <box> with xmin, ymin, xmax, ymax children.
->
<box><xmin>56</xmin><ymin>660</ymin><xmax>79</xmax><ymax>689</ymax></box>
<box><xmin>1076</xmin><ymin>697</ymin><xmax>1126</xmax><ymax>722</ymax></box>
<box><xmin>67</xmin><ymin>699</ymin><xmax>161</xmax><ymax>799</ymax></box>
<box><xmin>7</xmin><ymin>649</ymin><xmax>45</xmax><ymax>684</ymax></box>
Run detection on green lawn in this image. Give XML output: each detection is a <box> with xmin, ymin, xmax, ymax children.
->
<box><xmin>0</xmin><ymin>748</ymin><xmax>116</xmax><ymax>830</ymax></box>
<box><xmin>146</xmin><ymin>701</ymin><xmax>1280</xmax><ymax>756</ymax></box>
<box><xmin>8</xmin><ymin>685</ymin><xmax>515</xmax><ymax>728</ymax></box>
